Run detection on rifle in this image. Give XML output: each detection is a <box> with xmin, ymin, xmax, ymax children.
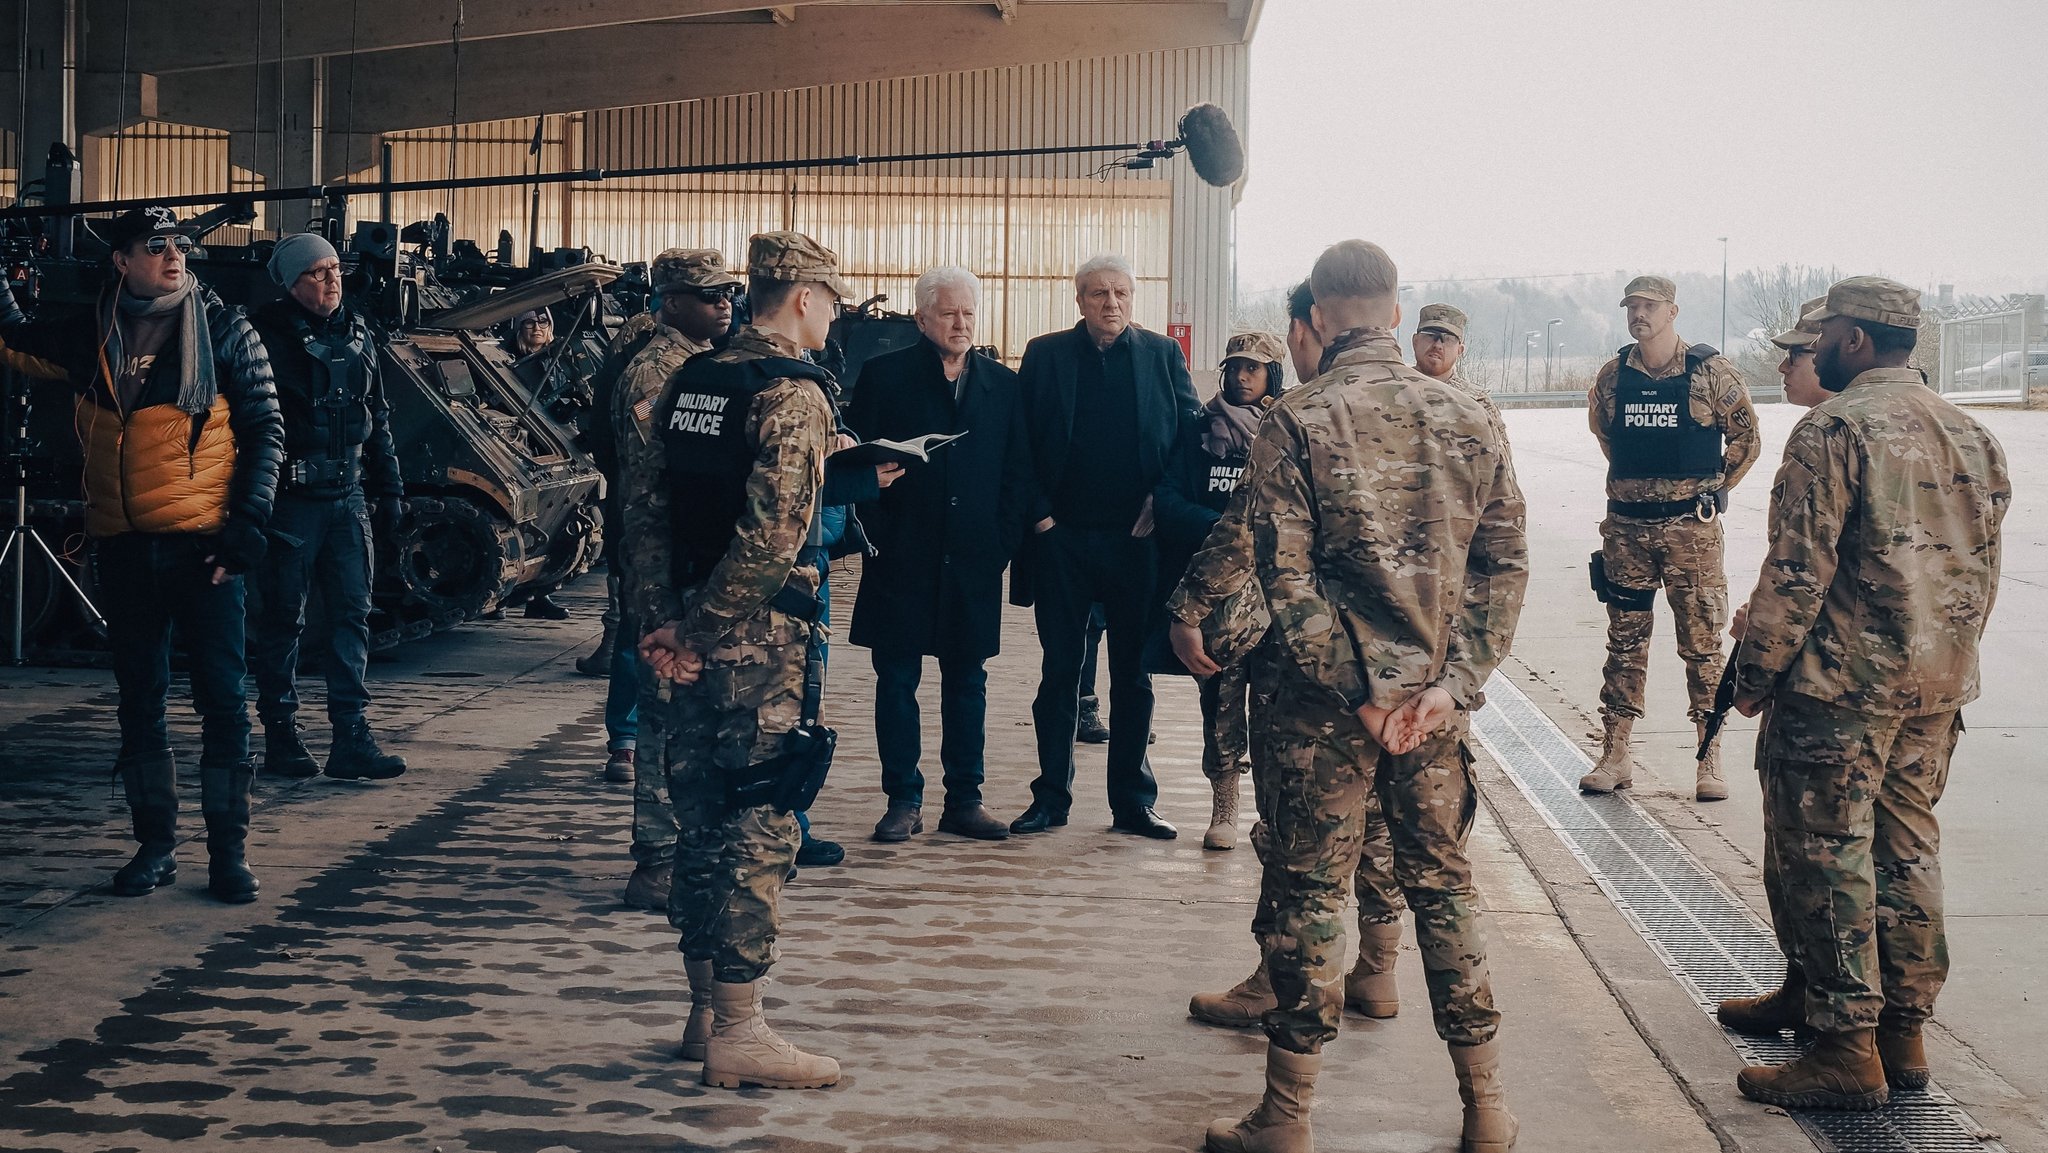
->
<box><xmin>1698</xmin><ymin>658</ymin><xmax>1737</xmax><ymax>760</ymax></box>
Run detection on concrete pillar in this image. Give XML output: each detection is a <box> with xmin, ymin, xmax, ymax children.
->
<box><xmin>18</xmin><ymin>0</ymin><xmax>78</xmax><ymax>200</ymax></box>
<box><xmin>270</xmin><ymin>56</ymin><xmax>326</xmax><ymax>234</ymax></box>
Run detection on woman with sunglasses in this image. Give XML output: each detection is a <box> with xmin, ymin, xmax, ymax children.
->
<box><xmin>0</xmin><ymin>204</ymin><xmax>285</xmax><ymax>905</ymax></box>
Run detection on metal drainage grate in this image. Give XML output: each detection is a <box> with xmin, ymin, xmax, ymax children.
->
<box><xmin>1472</xmin><ymin>673</ymin><xmax>2004</xmax><ymax>1153</ymax></box>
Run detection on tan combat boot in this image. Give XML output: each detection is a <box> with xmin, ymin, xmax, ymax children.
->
<box><xmin>1450</xmin><ymin>1039</ymin><xmax>1519</xmax><ymax>1153</ymax></box>
<box><xmin>1205</xmin><ymin>772</ymin><xmax>1242</xmax><ymax>851</ymax></box>
<box><xmin>1204</xmin><ymin>1044</ymin><xmax>1318</xmax><ymax>1153</ymax></box>
<box><xmin>1878</xmin><ymin>1024</ymin><xmax>1931</xmax><ymax>1089</ymax></box>
<box><xmin>1344</xmin><ymin>920</ymin><xmax>1402</xmax><ymax>1018</ymax></box>
<box><xmin>701</xmin><ymin>980</ymin><xmax>840</xmax><ymax>1089</ymax></box>
<box><xmin>1737</xmin><ymin>1029</ymin><xmax>1889</xmax><ymax>1111</ymax></box>
<box><xmin>1694</xmin><ymin>721</ymin><xmax>1728</xmax><ymax>802</ymax></box>
<box><xmin>678</xmin><ymin>959</ymin><xmax>714</xmax><ymax>1061</ymax></box>
<box><xmin>1717</xmin><ymin>969</ymin><xmax>1806</xmax><ymax>1036</ymax></box>
<box><xmin>1579</xmin><ymin>716</ymin><xmax>1635</xmax><ymax>793</ymax></box>
<box><xmin>1191</xmin><ymin>959</ymin><xmax>1278</xmax><ymax>1028</ymax></box>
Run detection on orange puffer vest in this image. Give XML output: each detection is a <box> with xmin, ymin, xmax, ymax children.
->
<box><xmin>76</xmin><ymin>394</ymin><xmax>235</xmax><ymax>538</ymax></box>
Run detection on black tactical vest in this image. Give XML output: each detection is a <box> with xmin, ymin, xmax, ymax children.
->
<box><xmin>288</xmin><ymin>310</ymin><xmax>375</xmax><ymax>489</ymax></box>
<box><xmin>1606</xmin><ymin>343</ymin><xmax>1725</xmax><ymax>481</ymax></box>
<box><xmin>659</xmin><ymin>353</ymin><xmax>834</xmax><ymax>588</ymax></box>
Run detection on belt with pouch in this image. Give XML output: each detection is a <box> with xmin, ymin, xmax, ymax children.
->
<box><xmin>1607</xmin><ymin>492</ymin><xmax>1722</xmax><ymax>522</ymax></box>
<box><xmin>283</xmin><ymin>447</ymin><xmax>363</xmax><ymax>491</ymax></box>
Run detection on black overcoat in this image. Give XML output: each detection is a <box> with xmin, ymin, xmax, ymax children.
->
<box><xmin>1007</xmin><ymin>322</ymin><xmax>1199</xmax><ymax>606</ymax></box>
<box><xmin>845</xmin><ymin>338</ymin><xmax>1030</xmax><ymax>660</ymax></box>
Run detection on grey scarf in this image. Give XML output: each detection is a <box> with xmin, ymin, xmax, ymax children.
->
<box><xmin>1201</xmin><ymin>391</ymin><xmax>1265</xmax><ymax>458</ymax></box>
<box><xmin>106</xmin><ymin>274</ymin><xmax>215</xmax><ymax>415</ymax></box>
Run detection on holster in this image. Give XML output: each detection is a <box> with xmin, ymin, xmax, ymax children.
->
<box><xmin>724</xmin><ymin>579</ymin><xmax>837</xmax><ymax>814</ymax></box>
<box><xmin>1588</xmin><ymin>551</ymin><xmax>1656</xmax><ymax>612</ymax></box>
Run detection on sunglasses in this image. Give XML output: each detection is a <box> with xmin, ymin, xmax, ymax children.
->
<box><xmin>142</xmin><ymin>234</ymin><xmax>195</xmax><ymax>257</ymax></box>
<box><xmin>684</xmin><ymin>286</ymin><xmax>742</xmax><ymax>303</ymax></box>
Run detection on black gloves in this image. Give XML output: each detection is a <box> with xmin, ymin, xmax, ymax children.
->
<box><xmin>374</xmin><ymin>497</ymin><xmax>407</xmax><ymax>543</ymax></box>
<box><xmin>212</xmin><ymin>520</ymin><xmax>268</xmax><ymax>574</ymax></box>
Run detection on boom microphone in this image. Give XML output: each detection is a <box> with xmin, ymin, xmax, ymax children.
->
<box><xmin>1175</xmin><ymin>103</ymin><xmax>1245</xmax><ymax>188</ymax></box>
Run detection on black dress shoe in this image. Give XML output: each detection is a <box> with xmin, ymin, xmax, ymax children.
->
<box><xmin>524</xmin><ymin>594</ymin><xmax>569</xmax><ymax>621</ymax></box>
<box><xmin>796</xmin><ymin>836</ymin><xmax>845</xmax><ymax>867</ymax></box>
<box><xmin>1111</xmin><ymin>807</ymin><xmax>1179</xmax><ymax>840</ymax></box>
<box><xmin>938</xmin><ymin>803</ymin><xmax>1011</xmax><ymax>841</ymax></box>
<box><xmin>1009</xmin><ymin>803</ymin><xmax>1069</xmax><ymax>835</ymax></box>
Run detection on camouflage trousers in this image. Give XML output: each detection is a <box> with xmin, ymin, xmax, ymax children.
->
<box><xmin>1758</xmin><ymin>692</ymin><xmax>1959</xmax><ymax>1034</ymax></box>
<box><xmin>631</xmin><ymin>671</ymin><xmax>678</xmax><ymax>868</ymax></box>
<box><xmin>662</xmin><ymin>635</ymin><xmax>806</xmax><ymax>984</ymax></box>
<box><xmin>1598</xmin><ymin>514</ymin><xmax>1728</xmax><ymax>723</ymax></box>
<box><xmin>1250</xmin><ymin>644</ymin><xmax>1489</xmax><ymax>1053</ymax></box>
<box><xmin>1238</xmin><ymin>651</ymin><xmax>1405</xmax><ymax>934</ymax></box>
<box><xmin>1198</xmin><ymin>660</ymin><xmax>1251</xmax><ymax>780</ymax></box>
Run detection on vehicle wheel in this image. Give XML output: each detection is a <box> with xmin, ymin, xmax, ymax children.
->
<box><xmin>392</xmin><ymin>496</ymin><xmax>522</xmax><ymax>619</ymax></box>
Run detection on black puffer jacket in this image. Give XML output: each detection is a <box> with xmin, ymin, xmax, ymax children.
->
<box><xmin>247</xmin><ymin>297</ymin><xmax>403</xmax><ymax>500</ymax></box>
<box><xmin>0</xmin><ymin>277</ymin><xmax>285</xmax><ymax>553</ymax></box>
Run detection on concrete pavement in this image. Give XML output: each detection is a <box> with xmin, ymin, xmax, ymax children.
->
<box><xmin>0</xmin><ymin>399</ymin><xmax>2038</xmax><ymax>1152</ymax></box>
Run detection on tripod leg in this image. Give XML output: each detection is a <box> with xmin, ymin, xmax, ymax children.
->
<box><xmin>0</xmin><ymin>528</ymin><xmax>17</xmax><ymax>566</ymax></box>
<box><xmin>27</xmin><ymin>530</ymin><xmax>105</xmax><ymax>626</ymax></box>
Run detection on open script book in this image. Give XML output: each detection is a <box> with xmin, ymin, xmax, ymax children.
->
<box><xmin>830</xmin><ymin>431</ymin><xmax>968</xmax><ymax>468</ymax></box>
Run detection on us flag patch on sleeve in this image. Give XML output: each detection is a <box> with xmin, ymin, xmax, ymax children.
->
<box><xmin>633</xmin><ymin>396</ymin><xmax>654</xmax><ymax>423</ymax></box>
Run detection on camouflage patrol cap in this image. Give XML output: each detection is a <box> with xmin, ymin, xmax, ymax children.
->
<box><xmin>1806</xmin><ymin>276</ymin><xmax>1920</xmax><ymax>330</ymax></box>
<box><xmin>1416</xmin><ymin>303</ymin><xmax>1468</xmax><ymax>340</ymax></box>
<box><xmin>651</xmin><ymin>248</ymin><xmax>742</xmax><ymax>294</ymax></box>
<box><xmin>1619</xmin><ymin>275</ymin><xmax>1677</xmax><ymax>306</ymax></box>
<box><xmin>1218</xmin><ymin>330</ymin><xmax>1286</xmax><ymax>368</ymax></box>
<box><xmin>747</xmin><ymin>231</ymin><xmax>851</xmax><ymax>300</ymax></box>
<box><xmin>1771</xmin><ymin>295</ymin><xmax>1828</xmax><ymax>350</ymax></box>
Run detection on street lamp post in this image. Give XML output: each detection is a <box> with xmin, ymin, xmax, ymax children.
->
<box><xmin>1545</xmin><ymin>317</ymin><xmax>1564</xmax><ymax>390</ymax></box>
<box><xmin>1719</xmin><ymin>236</ymin><xmax>1730</xmax><ymax>351</ymax></box>
<box><xmin>1524</xmin><ymin>331</ymin><xmax>1537</xmax><ymax>391</ymax></box>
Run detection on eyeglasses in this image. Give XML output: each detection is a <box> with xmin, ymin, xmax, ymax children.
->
<box><xmin>143</xmin><ymin>234</ymin><xmax>195</xmax><ymax>257</ymax></box>
<box><xmin>685</xmin><ymin>286</ymin><xmax>742</xmax><ymax>303</ymax></box>
<box><xmin>518</xmin><ymin>316</ymin><xmax>554</xmax><ymax>328</ymax></box>
<box><xmin>300</xmin><ymin>264</ymin><xmax>343</xmax><ymax>284</ymax></box>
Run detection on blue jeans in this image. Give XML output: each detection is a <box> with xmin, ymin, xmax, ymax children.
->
<box><xmin>251</xmin><ymin>490</ymin><xmax>374</xmax><ymax>727</ymax></box>
<box><xmin>97</xmin><ymin>533</ymin><xmax>252</xmax><ymax>767</ymax></box>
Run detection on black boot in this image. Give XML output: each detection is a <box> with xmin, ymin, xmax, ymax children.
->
<box><xmin>1075</xmin><ymin>698</ymin><xmax>1111</xmax><ymax>744</ymax></box>
<box><xmin>326</xmin><ymin>715</ymin><xmax>408</xmax><ymax>781</ymax></box>
<box><xmin>263</xmin><ymin>719</ymin><xmax>321</xmax><ymax>779</ymax></box>
<box><xmin>524</xmin><ymin>593</ymin><xmax>569</xmax><ymax>621</ymax></box>
<box><xmin>111</xmin><ymin>751</ymin><xmax>180</xmax><ymax>896</ymax></box>
<box><xmin>202</xmin><ymin>760</ymin><xmax>259</xmax><ymax>903</ymax></box>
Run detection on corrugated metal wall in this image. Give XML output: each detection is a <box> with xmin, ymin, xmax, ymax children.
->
<box><xmin>47</xmin><ymin>44</ymin><xmax>1248</xmax><ymax>368</ymax></box>
<box><xmin>87</xmin><ymin>122</ymin><xmax>268</xmax><ymax>242</ymax></box>
<box><xmin>577</xmin><ymin>45</ymin><xmax>1247</xmax><ymax>366</ymax></box>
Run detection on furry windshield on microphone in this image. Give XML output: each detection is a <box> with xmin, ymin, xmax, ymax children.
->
<box><xmin>1178</xmin><ymin>104</ymin><xmax>1245</xmax><ymax>188</ymax></box>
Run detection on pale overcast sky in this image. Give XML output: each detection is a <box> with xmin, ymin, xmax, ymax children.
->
<box><xmin>1236</xmin><ymin>0</ymin><xmax>2048</xmax><ymax>295</ymax></box>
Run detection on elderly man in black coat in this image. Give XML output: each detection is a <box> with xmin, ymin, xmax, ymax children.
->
<box><xmin>847</xmin><ymin>266</ymin><xmax>1030</xmax><ymax>843</ymax></box>
<box><xmin>1008</xmin><ymin>255</ymin><xmax>1199</xmax><ymax>840</ymax></box>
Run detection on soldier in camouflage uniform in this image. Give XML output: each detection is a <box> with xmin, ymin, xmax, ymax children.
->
<box><xmin>632</xmin><ymin>232</ymin><xmax>847</xmax><ymax>1091</ymax></box>
<box><xmin>1205</xmin><ymin>242</ymin><xmax>1529</xmax><ymax>1153</ymax></box>
<box><xmin>1582</xmin><ymin>275</ymin><xmax>1759</xmax><ymax>803</ymax></box>
<box><xmin>1716</xmin><ymin>278</ymin><xmax>2008</xmax><ymax>1111</ymax></box>
<box><xmin>1176</xmin><ymin>280</ymin><xmax>1410</xmax><ymax>1036</ymax></box>
<box><xmin>609</xmin><ymin>249</ymin><xmax>743</xmax><ymax>914</ymax></box>
<box><xmin>1411</xmin><ymin>303</ymin><xmax>1507</xmax><ymax>443</ymax></box>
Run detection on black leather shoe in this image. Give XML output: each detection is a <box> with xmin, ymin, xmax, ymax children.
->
<box><xmin>938</xmin><ymin>803</ymin><xmax>1011</xmax><ymax>841</ymax></box>
<box><xmin>111</xmin><ymin>845</ymin><xmax>177</xmax><ymax>896</ymax></box>
<box><xmin>1112</xmin><ymin>807</ymin><xmax>1179</xmax><ymax>840</ymax></box>
<box><xmin>524</xmin><ymin>594</ymin><xmax>569</xmax><ymax>621</ymax></box>
<box><xmin>1009</xmin><ymin>803</ymin><xmax>1069</xmax><ymax>835</ymax></box>
<box><xmin>795</xmin><ymin>836</ymin><xmax>844</xmax><ymax>868</ymax></box>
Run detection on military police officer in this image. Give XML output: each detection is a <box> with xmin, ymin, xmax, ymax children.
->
<box><xmin>1205</xmin><ymin>241</ymin><xmax>1529</xmax><ymax>1153</ymax></box>
<box><xmin>632</xmin><ymin>232</ymin><xmax>846</xmax><ymax>1091</ymax></box>
<box><xmin>1176</xmin><ymin>279</ymin><xmax>1411</xmax><ymax>1034</ymax></box>
<box><xmin>1412</xmin><ymin>302</ymin><xmax>1506</xmax><ymax>440</ymax></box>
<box><xmin>1719</xmin><ymin>278</ymin><xmax>2008</xmax><ymax>1111</ymax></box>
<box><xmin>606</xmin><ymin>248</ymin><xmax>743</xmax><ymax>913</ymax></box>
<box><xmin>246</xmin><ymin>232</ymin><xmax>408</xmax><ymax>783</ymax></box>
<box><xmin>1582</xmin><ymin>275</ymin><xmax>1759</xmax><ymax>803</ymax></box>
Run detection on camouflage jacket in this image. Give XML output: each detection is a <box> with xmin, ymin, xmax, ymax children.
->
<box><xmin>1733</xmin><ymin>368</ymin><xmax>2009</xmax><ymax>714</ymax></box>
<box><xmin>1250</xmin><ymin>328</ymin><xmax>1529</xmax><ymax>711</ymax></box>
<box><xmin>614</xmin><ymin>321</ymin><xmax>712</xmax><ymax>626</ymax></box>
<box><xmin>625</xmin><ymin>325</ymin><xmax>833</xmax><ymax>655</ymax></box>
<box><xmin>1444</xmin><ymin>371</ymin><xmax>1509</xmax><ymax>447</ymax></box>
<box><xmin>1589</xmin><ymin>339</ymin><xmax>1759</xmax><ymax>503</ymax></box>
